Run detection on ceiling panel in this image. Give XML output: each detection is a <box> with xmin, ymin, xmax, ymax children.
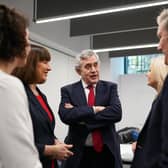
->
<box><xmin>33</xmin><ymin>0</ymin><xmax>167</xmax><ymax>57</ymax></box>
<box><xmin>34</xmin><ymin>0</ymin><xmax>153</xmax><ymax>20</ymax></box>
<box><xmin>109</xmin><ymin>47</ymin><xmax>161</xmax><ymax>57</ymax></box>
<box><xmin>91</xmin><ymin>28</ymin><xmax>158</xmax><ymax>49</ymax></box>
<box><xmin>70</xmin><ymin>4</ymin><xmax>168</xmax><ymax>36</ymax></box>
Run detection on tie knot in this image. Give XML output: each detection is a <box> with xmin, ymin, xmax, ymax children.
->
<box><xmin>87</xmin><ymin>85</ymin><xmax>94</xmax><ymax>90</ymax></box>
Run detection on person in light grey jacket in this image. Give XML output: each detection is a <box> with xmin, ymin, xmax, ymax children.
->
<box><xmin>0</xmin><ymin>4</ymin><xmax>41</xmax><ymax>168</ymax></box>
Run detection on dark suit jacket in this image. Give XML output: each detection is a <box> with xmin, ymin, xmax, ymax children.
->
<box><xmin>58</xmin><ymin>80</ymin><xmax>122</xmax><ymax>168</ymax></box>
<box><xmin>131</xmin><ymin>75</ymin><xmax>168</xmax><ymax>168</ymax></box>
<box><xmin>24</xmin><ymin>84</ymin><xmax>58</xmax><ymax>168</ymax></box>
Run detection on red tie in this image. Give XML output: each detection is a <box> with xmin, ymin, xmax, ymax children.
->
<box><xmin>88</xmin><ymin>85</ymin><xmax>103</xmax><ymax>152</ymax></box>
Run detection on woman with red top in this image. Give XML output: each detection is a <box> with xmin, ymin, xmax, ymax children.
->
<box><xmin>13</xmin><ymin>44</ymin><xmax>73</xmax><ymax>168</ymax></box>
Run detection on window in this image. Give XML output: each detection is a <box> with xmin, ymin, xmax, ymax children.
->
<box><xmin>125</xmin><ymin>54</ymin><xmax>162</xmax><ymax>74</ymax></box>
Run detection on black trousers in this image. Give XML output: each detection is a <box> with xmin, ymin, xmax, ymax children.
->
<box><xmin>79</xmin><ymin>145</ymin><xmax>115</xmax><ymax>168</ymax></box>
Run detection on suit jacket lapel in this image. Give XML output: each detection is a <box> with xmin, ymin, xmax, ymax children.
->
<box><xmin>36</xmin><ymin>87</ymin><xmax>55</xmax><ymax>124</ymax></box>
<box><xmin>73</xmin><ymin>81</ymin><xmax>88</xmax><ymax>105</ymax></box>
<box><xmin>74</xmin><ymin>80</ymin><xmax>104</xmax><ymax>106</ymax></box>
<box><xmin>24</xmin><ymin>85</ymin><xmax>54</xmax><ymax>132</ymax></box>
<box><xmin>95</xmin><ymin>81</ymin><xmax>104</xmax><ymax>105</ymax></box>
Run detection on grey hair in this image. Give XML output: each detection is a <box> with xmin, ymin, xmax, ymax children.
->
<box><xmin>75</xmin><ymin>49</ymin><xmax>100</xmax><ymax>71</ymax></box>
<box><xmin>157</xmin><ymin>8</ymin><xmax>168</xmax><ymax>31</ymax></box>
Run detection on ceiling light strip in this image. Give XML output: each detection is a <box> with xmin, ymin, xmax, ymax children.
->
<box><xmin>36</xmin><ymin>1</ymin><xmax>168</xmax><ymax>23</ymax></box>
<box><xmin>93</xmin><ymin>43</ymin><xmax>158</xmax><ymax>53</ymax></box>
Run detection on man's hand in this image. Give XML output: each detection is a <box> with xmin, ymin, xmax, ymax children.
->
<box><xmin>64</xmin><ymin>103</ymin><xmax>74</xmax><ymax>109</ymax></box>
<box><xmin>94</xmin><ymin>106</ymin><xmax>106</xmax><ymax>113</ymax></box>
<box><xmin>64</xmin><ymin>103</ymin><xmax>106</xmax><ymax>114</ymax></box>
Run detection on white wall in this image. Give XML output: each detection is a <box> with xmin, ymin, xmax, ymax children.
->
<box><xmin>118</xmin><ymin>74</ymin><xmax>156</xmax><ymax>130</ymax></box>
<box><xmin>99</xmin><ymin>52</ymin><xmax>112</xmax><ymax>81</ymax></box>
<box><xmin>110</xmin><ymin>57</ymin><xmax>124</xmax><ymax>83</ymax></box>
<box><xmin>110</xmin><ymin>57</ymin><xmax>156</xmax><ymax>131</ymax></box>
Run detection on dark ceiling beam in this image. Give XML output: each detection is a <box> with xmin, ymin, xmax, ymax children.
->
<box><xmin>91</xmin><ymin>28</ymin><xmax>158</xmax><ymax>49</ymax></box>
<box><xmin>70</xmin><ymin>4</ymin><xmax>168</xmax><ymax>36</ymax></box>
<box><xmin>109</xmin><ymin>47</ymin><xmax>161</xmax><ymax>58</ymax></box>
<box><xmin>92</xmin><ymin>28</ymin><xmax>161</xmax><ymax>57</ymax></box>
<box><xmin>35</xmin><ymin>0</ymin><xmax>153</xmax><ymax>20</ymax></box>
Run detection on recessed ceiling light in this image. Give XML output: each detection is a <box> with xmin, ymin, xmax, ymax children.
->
<box><xmin>93</xmin><ymin>43</ymin><xmax>158</xmax><ymax>53</ymax></box>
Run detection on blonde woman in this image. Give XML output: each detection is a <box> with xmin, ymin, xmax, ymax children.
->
<box><xmin>132</xmin><ymin>56</ymin><xmax>168</xmax><ymax>153</ymax></box>
<box><xmin>146</xmin><ymin>56</ymin><xmax>168</xmax><ymax>94</ymax></box>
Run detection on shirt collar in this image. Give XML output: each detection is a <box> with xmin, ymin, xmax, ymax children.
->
<box><xmin>81</xmin><ymin>79</ymin><xmax>96</xmax><ymax>89</ymax></box>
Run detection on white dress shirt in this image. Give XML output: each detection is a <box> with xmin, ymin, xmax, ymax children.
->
<box><xmin>81</xmin><ymin>80</ymin><xmax>96</xmax><ymax>146</ymax></box>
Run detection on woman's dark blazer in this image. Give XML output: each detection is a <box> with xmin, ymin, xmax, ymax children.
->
<box><xmin>24</xmin><ymin>84</ymin><xmax>58</xmax><ymax>168</ymax></box>
<box><xmin>131</xmin><ymin>75</ymin><xmax>168</xmax><ymax>168</ymax></box>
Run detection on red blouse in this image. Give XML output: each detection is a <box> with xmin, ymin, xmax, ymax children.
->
<box><xmin>36</xmin><ymin>95</ymin><xmax>53</xmax><ymax>122</ymax></box>
<box><xmin>36</xmin><ymin>95</ymin><xmax>55</xmax><ymax>168</ymax></box>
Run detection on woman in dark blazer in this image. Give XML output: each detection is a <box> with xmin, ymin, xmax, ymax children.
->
<box><xmin>13</xmin><ymin>44</ymin><xmax>73</xmax><ymax>168</ymax></box>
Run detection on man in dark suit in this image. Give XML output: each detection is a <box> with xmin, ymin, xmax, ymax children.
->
<box><xmin>58</xmin><ymin>49</ymin><xmax>122</xmax><ymax>168</ymax></box>
<box><xmin>131</xmin><ymin>8</ymin><xmax>168</xmax><ymax>168</ymax></box>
